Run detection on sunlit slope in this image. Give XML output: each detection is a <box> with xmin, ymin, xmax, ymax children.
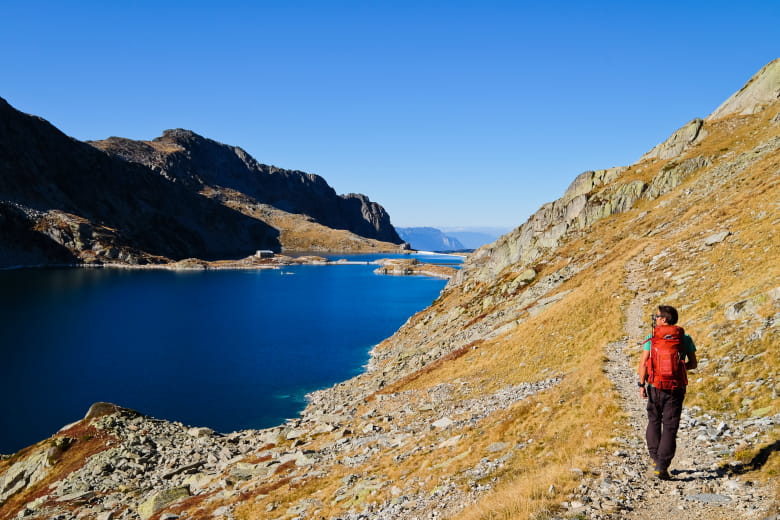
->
<box><xmin>288</xmin><ymin>69</ymin><xmax>779</xmax><ymax>519</ymax></box>
<box><xmin>1</xmin><ymin>61</ymin><xmax>778</xmax><ymax>520</ymax></box>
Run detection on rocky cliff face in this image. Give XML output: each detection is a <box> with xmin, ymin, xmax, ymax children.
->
<box><xmin>2</xmin><ymin>61</ymin><xmax>779</xmax><ymax>520</ymax></box>
<box><xmin>90</xmin><ymin>129</ymin><xmax>402</xmax><ymax>245</ymax></box>
<box><xmin>0</xmin><ymin>99</ymin><xmax>279</xmax><ymax>266</ymax></box>
<box><xmin>708</xmin><ymin>58</ymin><xmax>780</xmax><ymax>119</ymax></box>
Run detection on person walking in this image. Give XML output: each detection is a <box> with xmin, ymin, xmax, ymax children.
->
<box><xmin>637</xmin><ymin>305</ymin><xmax>697</xmax><ymax>480</ymax></box>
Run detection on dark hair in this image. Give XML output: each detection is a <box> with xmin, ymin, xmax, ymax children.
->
<box><xmin>658</xmin><ymin>305</ymin><xmax>678</xmax><ymax>325</ymax></box>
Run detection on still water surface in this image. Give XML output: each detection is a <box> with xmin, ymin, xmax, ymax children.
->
<box><xmin>0</xmin><ymin>254</ymin><xmax>454</xmax><ymax>453</ymax></box>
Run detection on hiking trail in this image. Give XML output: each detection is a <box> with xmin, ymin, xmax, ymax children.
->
<box><xmin>567</xmin><ymin>253</ymin><xmax>777</xmax><ymax>519</ymax></box>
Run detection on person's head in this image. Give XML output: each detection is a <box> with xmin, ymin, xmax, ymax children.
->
<box><xmin>655</xmin><ymin>305</ymin><xmax>678</xmax><ymax>325</ymax></box>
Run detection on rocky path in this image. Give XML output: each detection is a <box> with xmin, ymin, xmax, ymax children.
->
<box><xmin>562</xmin><ymin>255</ymin><xmax>777</xmax><ymax>519</ymax></box>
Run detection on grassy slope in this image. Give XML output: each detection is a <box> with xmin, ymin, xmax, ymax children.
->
<box><xmin>228</xmin><ymin>105</ymin><xmax>778</xmax><ymax>519</ymax></box>
<box><xmin>201</xmin><ymin>185</ymin><xmax>405</xmax><ymax>253</ymax></box>
<box><xmin>447</xmin><ymin>106</ymin><xmax>780</xmax><ymax>519</ymax></box>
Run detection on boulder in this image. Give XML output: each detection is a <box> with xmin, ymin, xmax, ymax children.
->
<box><xmin>230</xmin><ymin>463</ymin><xmax>274</xmax><ymax>481</ymax></box>
<box><xmin>438</xmin><ymin>436</ymin><xmax>462</xmax><ymax>449</ymax></box>
<box><xmin>186</xmin><ymin>427</ymin><xmax>214</xmax><ymax>438</ymax></box>
<box><xmin>704</xmin><ymin>231</ymin><xmax>731</xmax><ymax>246</ymax></box>
<box><xmin>645</xmin><ymin>156</ymin><xmax>712</xmax><ymax>199</ymax></box>
<box><xmin>432</xmin><ymin>417</ymin><xmax>454</xmax><ymax>429</ymax></box>
<box><xmin>137</xmin><ymin>486</ymin><xmax>191</xmax><ymax>520</ymax></box>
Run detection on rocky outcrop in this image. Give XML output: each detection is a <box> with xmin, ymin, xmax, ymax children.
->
<box><xmin>0</xmin><ymin>203</ymin><xmax>78</xmax><ymax>267</ymax></box>
<box><xmin>450</xmin><ymin>166</ymin><xmax>627</xmax><ymax>286</ymax></box>
<box><xmin>90</xmin><ymin>130</ymin><xmax>403</xmax><ymax>245</ymax></box>
<box><xmin>450</xmin><ymin>166</ymin><xmax>619</xmax><ymax>286</ymax></box>
<box><xmin>708</xmin><ymin>58</ymin><xmax>780</xmax><ymax>120</ymax></box>
<box><xmin>451</xmin><ymin>143</ymin><xmax>721</xmax><ymax>289</ymax></box>
<box><xmin>640</xmin><ymin>118</ymin><xmax>707</xmax><ymax>161</ymax></box>
<box><xmin>339</xmin><ymin>193</ymin><xmax>400</xmax><ymax>244</ymax></box>
<box><xmin>0</xmin><ymin>451</ymin><xmax>50</xmax><ymax>506</ymax></box>
<box><xmin>638</xmin><ymin>59</ymin><xmax>780</xmax><ymax>166</ymax></box>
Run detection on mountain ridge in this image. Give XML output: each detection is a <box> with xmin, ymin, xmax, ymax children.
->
<box><xmin>0</xmin><ymin>100</ymin><xmax>404</xmax><ymax>268</ymax></box>
<box><xmin>395</xmin><ymin>226</ymin><xmax>466</xmax><ymax>251</ymax></box>
<box><xmin>89</xmin><ymin>129</ymin><xmax>403</xmax><ymax>246</ymax></box>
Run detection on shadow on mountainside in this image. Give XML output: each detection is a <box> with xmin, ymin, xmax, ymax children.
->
<box><xmin>0</xmin><ymin>97</ymin><xmax>282</xmax><ymax>263</ymax></box>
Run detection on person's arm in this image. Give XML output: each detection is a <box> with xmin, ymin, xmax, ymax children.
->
<box><xmin>686</xmin><ymin>350</ymin><xmax>698</xmax><ymax>371</ymax></box>
<box><xmin>637</xmin><ymin>349</ymin><xmax>650</xmax><ymax>398</ymax></box>
<box><xmin>637</xmin><ymin>350</ymin><xmax>650</xmax><ymax>382</ymax></box>
<box><xmin>685</xmin><ymin>335</ymin><xmax>698</xmax><ymax>370</ymax></box>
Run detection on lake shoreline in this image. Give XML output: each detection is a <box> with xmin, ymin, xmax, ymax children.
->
<box><xmin>0</xmin><ymin>251</ymin><xmax>463</xmax><ymax>278</ymax></box>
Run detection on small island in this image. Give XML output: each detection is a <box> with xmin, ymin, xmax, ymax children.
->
<box><xmin>373</xmin><ymin>257</ymin><xmax>458</xmax><ymax>279</ymax></box>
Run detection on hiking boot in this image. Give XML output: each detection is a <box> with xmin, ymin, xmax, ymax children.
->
<box><xmin>647</xmin><ymin>459</ymin><xmax>658</xmax><ymax>476</ymax></box>
<box><xmin>653</xmin><ymin>468</ymin><xmax>671</xmax><ymax>480</ymax></box>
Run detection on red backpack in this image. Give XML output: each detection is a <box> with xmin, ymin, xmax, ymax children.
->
<box><xmin>646</xmin><ymin>325</ymin><xmax>688</xmax><ymax>390</ymax></box>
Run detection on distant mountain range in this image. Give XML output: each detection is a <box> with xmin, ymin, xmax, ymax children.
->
<box><xmin>395</xmin><ymin>227</ymin><xmax>465</xmax><ymax>251</ymax></box>
<box><xmin>395</xmin><ymin>226</ymin><xmax>508</xmax><ymax>251</ymax></box>
<box><xmin>0</xmin><ymin>98</ymin><xmax>404</xmax><ymax>267</ymax></box>
<box><xmin>439</xmin><ymin>227</ymin><xmax>509</xmax><ymax>249</ymax></box>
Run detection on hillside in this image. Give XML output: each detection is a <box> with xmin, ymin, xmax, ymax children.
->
<box><xmin>1</xmin><ymin>60</ymin><xmax>778</xmax><ymax>520</ymax></box>
<box><xmin>89</xmin><ymin>130</ymin><xmax>403</xmax><ymax>248</ymax></box>
<box><xmin>0</xmin><ymin>100</ymin><xmax>404</xmax><ymax>268</ymax></box>
<box><xmin>0</xmin><ymin>98</ymin><xmax>278</xmax><ymax>266</ymax></box>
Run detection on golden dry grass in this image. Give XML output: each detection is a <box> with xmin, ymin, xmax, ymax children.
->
<box><xmin>189</xmin><ymin>99</ymin><xmax>780</xmax><ymax>519</ymax></box>
<box><xmin>348</xmin><ymin>103</ymin><xmax>776</xmax><ymax>518</ymax></box>
<box><xmin>201</xmin><ymin>186</ymin><xmax>404</xmax><ymax>253</ymax></box>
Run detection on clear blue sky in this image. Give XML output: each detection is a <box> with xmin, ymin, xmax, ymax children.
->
<box><xmin>2</xmin><ymin>1</ymin><xmax>777</xmax><ymax>229</ymax></box>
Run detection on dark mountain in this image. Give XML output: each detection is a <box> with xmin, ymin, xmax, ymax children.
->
<box><xmin>0</xmin><ymin>97</ymin><xmax>279</xmax><ymax>266</ymax></box>
<box><xmin>0</xmin><ymin>98</ymin><xmax>403</xmax><ymax>267</ymax></box>
<box><xmin>90</xmin><ymin>129</ymin><xmax>403</xmax><ymax>244</ymax></box>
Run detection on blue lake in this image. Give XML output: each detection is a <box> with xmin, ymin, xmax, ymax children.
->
<box><xmin>0</xmin><ymin>254</ymin><xmax>455</xmax><ymax>454</ymax></box>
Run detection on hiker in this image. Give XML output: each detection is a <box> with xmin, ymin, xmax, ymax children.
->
<box><xmin>637</xmin><ymin>305</ymin><xmax>697</xmax><ymax>480</ymax></box>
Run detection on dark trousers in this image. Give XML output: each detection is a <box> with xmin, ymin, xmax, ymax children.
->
<box><xmin>645</xmin><ymin>385</ymin><xmax>685</xmax><ymax>471</ymax></box>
